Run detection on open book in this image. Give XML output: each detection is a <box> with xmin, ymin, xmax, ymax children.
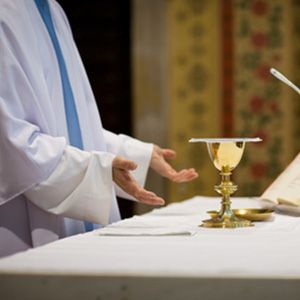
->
<box><xmin>264</xmin><ymin>69</ymin><xmax>300</xmax><ymax>213</ymax></box>
<box><xmin>261</xmin><ymin>153</ymin><xmax>300</xmax><ymax>213</ymax></box>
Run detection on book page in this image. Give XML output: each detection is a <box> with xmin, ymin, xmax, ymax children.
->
<box><xmin>277</xmin><ymin>173</ymin><xmax>300</xmax><ymax>206</ymax></box>
<box><xmin>261</xmin><ymin>153</ymin><xmax>300</xmax><ymax>205</ymax></box>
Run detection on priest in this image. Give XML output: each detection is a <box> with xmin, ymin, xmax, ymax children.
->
<box><xmin>0</xmin><ymin>0</ymin><xmax>198</xmax><ymax>257</ymax></box>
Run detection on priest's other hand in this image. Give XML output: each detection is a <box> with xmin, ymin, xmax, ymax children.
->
<box><xmin>150</xmin><ymin>145</ymin><xmax>198</xmax><ymax>183</ymax></box>
<box><xmin>112</xmin><ymin>156</ymin><xmax>165</xmax><ymax>206</ymax></box>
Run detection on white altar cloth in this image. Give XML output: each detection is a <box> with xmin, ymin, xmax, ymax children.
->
<box><xmin>1</xmin><ymin>196</ymin><xmax>300</xmax><ymax>300</ymax></box>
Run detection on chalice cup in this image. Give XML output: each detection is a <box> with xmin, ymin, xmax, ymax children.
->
<box><xmin>189</xmin><ymin>137</ymin><xmax>261</xmax><ymax>228</ymax></box>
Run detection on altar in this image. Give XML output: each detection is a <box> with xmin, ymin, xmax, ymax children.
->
<box><xmin>1</xmin><ymin>196</ymin><xmax>300</xmax><ymax>300</ymax></box>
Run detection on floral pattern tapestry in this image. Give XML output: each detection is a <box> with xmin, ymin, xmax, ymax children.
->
<box><xmin>166</xmin><ymin>0</ymin><xmax>300</xmax><ymax>202</ymax></box>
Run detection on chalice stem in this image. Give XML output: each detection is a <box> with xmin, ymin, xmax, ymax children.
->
<box><xmin>217</xmin><ymin>171</ymin><xmax>236</xmax><ymax>218</ymax></box>
<box><xmin>220</xmin><ymin>194</ymin><xmax>232</xmax><ymax>216</ymax></box>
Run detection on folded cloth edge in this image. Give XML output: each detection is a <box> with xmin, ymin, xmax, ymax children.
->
<box><xmin>95</xmin><ymin>227</ymin><xmax>196</xmax><ymax>236</ymax></box>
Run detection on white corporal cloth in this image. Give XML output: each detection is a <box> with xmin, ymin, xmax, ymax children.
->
<box><xmin>0</xmin><ymin>0</ymin><xmax>152</xmax><ymax>257</ymax></box>
<box><xmin>1</xmin><ymin>196</ymin><xmax>300</xmax><ymax>300</ymax></box>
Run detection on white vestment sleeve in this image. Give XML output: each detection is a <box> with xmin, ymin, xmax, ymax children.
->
<box><xmin>103</xmin><ymin>130</ymin><xmax>153</xmax><ymax>200</ymax></box>
<box><xmin>25</xmin><ymin>146</ymin><xmax>115</xmax><ymax>225</ymax></box>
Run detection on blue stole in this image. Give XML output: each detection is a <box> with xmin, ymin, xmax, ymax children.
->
<box><xmin>34</xmin><ymin>0</ymin><xmax>94</xmax><ymax>232</ymax></box>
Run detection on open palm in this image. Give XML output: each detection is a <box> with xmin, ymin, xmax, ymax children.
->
<box><xmin>150</xmin><ymin>145</ymin><xmax>198</xmax><ymax>183</ymax></box>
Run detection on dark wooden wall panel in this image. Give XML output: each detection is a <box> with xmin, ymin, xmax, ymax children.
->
<box><xmin>58</xmin><ymin>1</ymin><xmax>133</xmax><ymax>218</ymax></box>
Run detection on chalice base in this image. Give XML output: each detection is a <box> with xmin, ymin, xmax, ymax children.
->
<box><xmin>201</xmin><ymin>214</ymin><xmax>253</xmax><ymax>228</ymax></box>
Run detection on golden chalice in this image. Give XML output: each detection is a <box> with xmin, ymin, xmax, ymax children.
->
<box><xmin>189</xmin><ymin>137</ymin><xmax>261</xmax><ymax>228</ymax></box>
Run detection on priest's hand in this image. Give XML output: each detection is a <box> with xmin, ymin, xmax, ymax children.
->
<box><xmin>150</xmin><ymin>145</ymin><xmax>198</xmax><ymax>183</ymax></box>
<box><xmin>112</xmin><ymin>156</ymin><xmax>165</xmax><ymax>206</ymax></box>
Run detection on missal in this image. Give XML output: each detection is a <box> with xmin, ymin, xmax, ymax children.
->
<box><xmin>261</xmin><ymin>153</ymin><xmax>300</xmax><ymax>207</ymax></box>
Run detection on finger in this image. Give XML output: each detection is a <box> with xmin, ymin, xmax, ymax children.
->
<box><xmin>170</xmin><ymin>169</ymin><xmax>199</xmax><ymax>183</ymax></box>
<box><xmin>139</xmin><ymin>197</ymin><xmax>165</xmax><ymax>206</ymax></box>
<box><xmin>121</xmin><ymin>160</ymin><xmax>137</xmax><ymax>171</ymax></box>
<box><xmin>134</xmin><ymin>188</ymin><xmax>157</xmax><ymax>200</ymax></box>
<box><xmin>137</xmin><ymin>193</ymin><xmax>165</xmax><ymax>206</ymax></box>
<box><xmin>162</xmin><ymin>149</ymin><xmax>176</xmax><ymax>159</ymax></box>
<box><xmin>113</xmin><ymin>168</ymin><xmax>164</xmax><ymax>205</ymax></box>
<box><xmin>133</xmin><ymin>187</ymin><xmax>165</xmax><ymax>205</ymax></box>
<box><xmin>170</xmin><ymin>170</ymin><xmax>189</xmax><ymax>183</ymax></box>
<box><xmin>113</xmin><ymin>157</ymin><xmax>137</xmax><ymax>171</ymax></box>
<box><xmin>176</xmin><ymin>170</ymin><xmax>198</xmax><ymax>182</ymax></box>
<box><xmin>154</xmin><ymin>159</ymin><xmax>178</xmax><ymax>178</ymax></box>
<box><xmin>113</xmin><ymin>169</ymin><xmax>137</xmax><ymax>195</ymax></box>
<box><xmin>156</xmin><ymin>161</ymin><xmax>198</xmax><ymax>182</ymax></box>
<box><xmin>179</xmin><ymin>172</ymin><xmax>198</xmax><ymax>182</ymax></box>
<box><xmin>182</xmin><ymin>168</ymin><xmax>198</xmax><ymax>178</ymax></box>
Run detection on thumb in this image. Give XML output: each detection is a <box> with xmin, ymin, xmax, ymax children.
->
<box><xmin>162</xmin><ymin>149</ymin><xmax>176</xmax><ymax>159</ymax></box>
<box><xmin>113</xmin><ymin>156</ymin><xmax>137</xmax><ymax>171</ymax></box>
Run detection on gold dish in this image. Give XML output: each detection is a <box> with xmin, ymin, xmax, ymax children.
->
<box><xmin>207</xmin><ymin>208</ymin><xmax>274</xmax><ymax>222</ymax></box>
